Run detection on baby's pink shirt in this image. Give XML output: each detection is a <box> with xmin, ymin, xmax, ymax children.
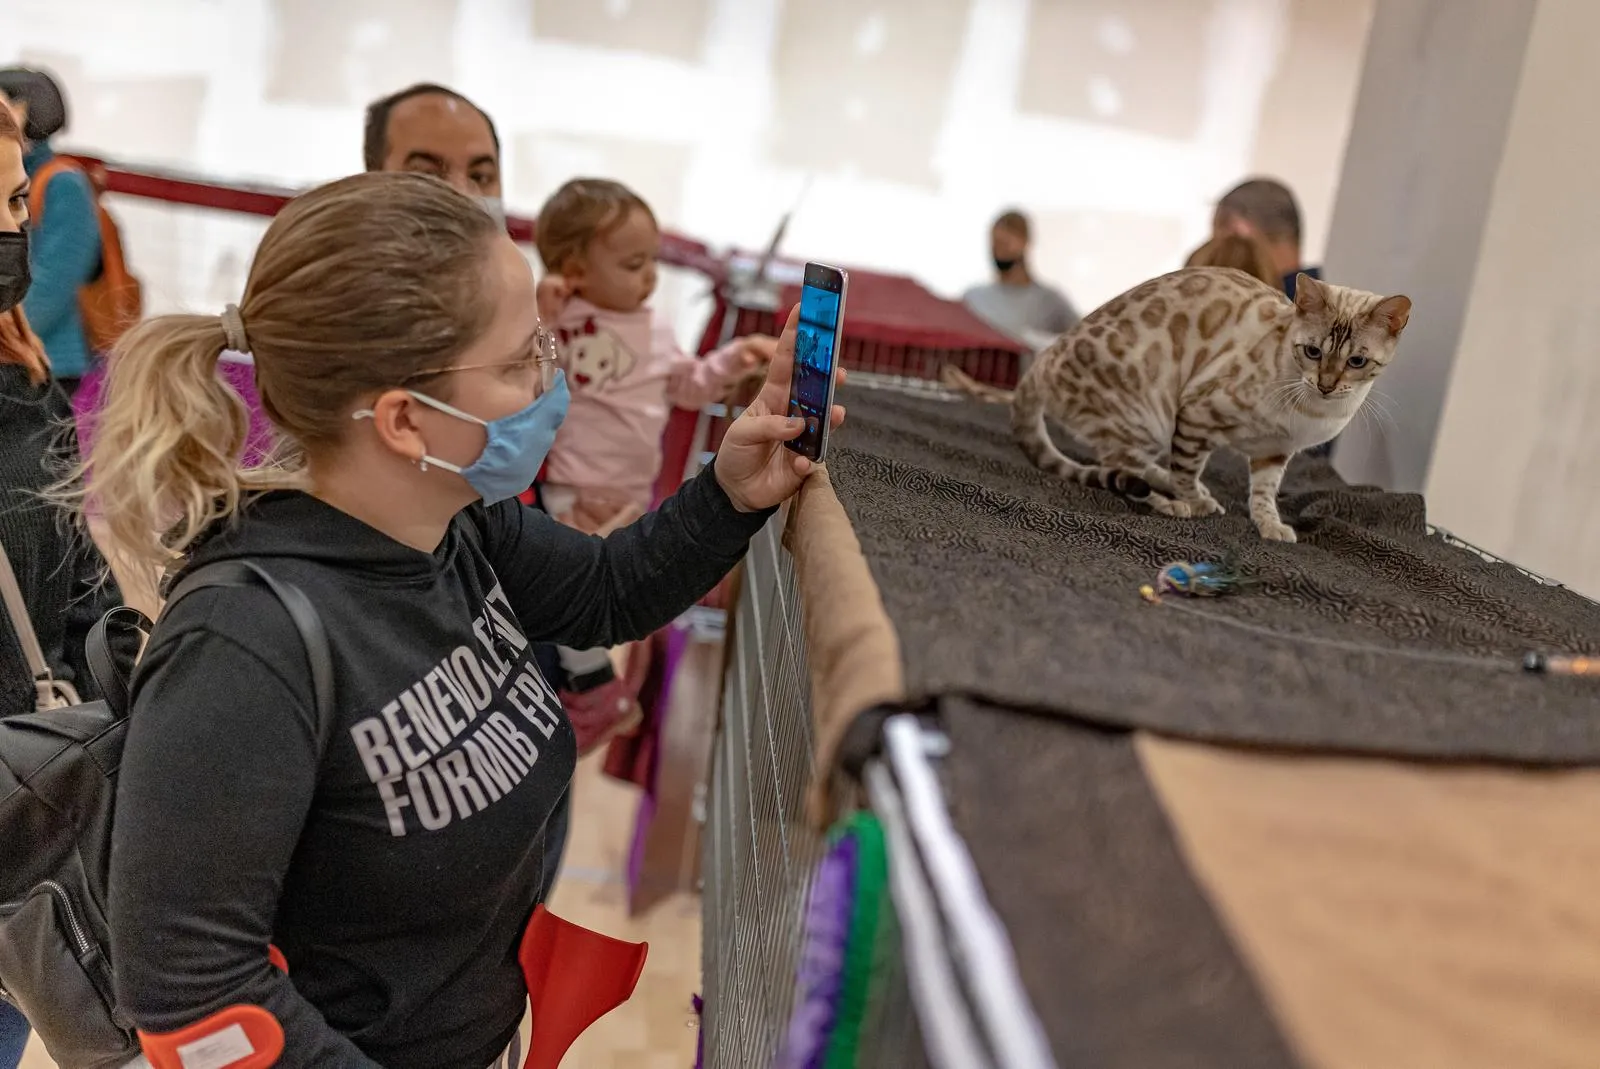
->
<box><xmin>544</xmin><ymin>297</ymin><xmax>748</xmax><ymax>503</ymax></box>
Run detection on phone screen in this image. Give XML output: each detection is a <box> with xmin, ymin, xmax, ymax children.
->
<box><xmin>787</xmin><ymin>262</ymin><xmax>846</xmax><ymax>462</ymax></box>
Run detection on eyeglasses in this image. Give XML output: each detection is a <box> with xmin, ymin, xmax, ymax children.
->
<box><xmin>402</xmin><ymin>326</ymin><xmax>559</xmax><ymax>393</ymax></box>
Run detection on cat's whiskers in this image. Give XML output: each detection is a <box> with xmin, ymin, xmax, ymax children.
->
<box><xmin>1263</xmin><ymin>379</ymin><xmax>1303</xmax><ymax>418</ymax></box>
<box><xmin>1365</xmin><ymin>387</ymin><xmax>1400</xmax><ymax>420</ymax></box>
<box><xmin>1359</xmin><ymin>389</ymin><xmax>1401</xmax><ymax>436</ymax></box>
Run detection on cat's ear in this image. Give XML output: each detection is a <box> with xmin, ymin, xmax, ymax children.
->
<box><xmin>1371</xmin><ymin>295</ymin><xmax>1412</xmax><ymax>337</ymax></box>
<box><xmin>1293</xmin><ymin>274</ymin><xmax>1326</xmax><ymax>314</ymax></box>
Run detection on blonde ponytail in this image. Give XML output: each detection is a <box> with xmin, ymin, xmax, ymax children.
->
<box><xmin>56</xmin><ymin>171</ymin><xmax>501</xmax><ymax>592</ymax></box>
<box><xmin>61</xmin><ymin>314</ymin><xmax>299</xmax><ymax>590</ymax></box>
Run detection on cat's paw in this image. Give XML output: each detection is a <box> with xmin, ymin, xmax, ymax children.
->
<box><xmin>1256</xmin><ymin>519</ymin><xmax>1298</xmax><ymax>542</ymax></box>
<box><xmin>1186</xmin><ymin>495</ymin><xmax>1225</xmax><ymax>518</ymax></box>
<box><xmin>1147</xmin><ymin>495</ymin><xmax>1192</xmax><ymax>518</ymax></box>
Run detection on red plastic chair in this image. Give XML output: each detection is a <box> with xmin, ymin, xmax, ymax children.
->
<box><xmin>518</xmin><ymin>904</ymin><xmax>649</xmax><ymax>1069</ymax></box>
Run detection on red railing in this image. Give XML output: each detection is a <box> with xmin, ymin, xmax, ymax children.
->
<box><xmin>64</xmin><ymin>153</ymin><xmax>727</xmax><ymax>279</ymax></box>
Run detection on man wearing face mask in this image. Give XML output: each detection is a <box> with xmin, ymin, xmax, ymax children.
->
<box><xmin>363</xmin><ymin>83</ymin><xmax>506</xmax><ymax>225</ymax></box>
<box><xmin>962</xmin><ymin>209</ymin><xmax>1080</xmax><ymax>359</ymax></box>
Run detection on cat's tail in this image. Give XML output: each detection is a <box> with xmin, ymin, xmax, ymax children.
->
<box><xmin>940</xmin><ymin>364</ymin><xmax>1014</xmax><ymax>403</ymax></box>
<box><xmin>1010</xmin><ymin>373</ymin><xmax>1153</xmax><ymax>498</ymax></box>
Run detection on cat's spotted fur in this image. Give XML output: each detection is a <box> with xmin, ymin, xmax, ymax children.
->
<box><xmin>954</xmin><ymin>268</ymin><xmax>1411</xmax><ymax>541</ymax></box>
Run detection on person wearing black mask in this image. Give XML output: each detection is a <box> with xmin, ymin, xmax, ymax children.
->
<box><xmin>0</xmin><ymin>69</ymin><xmax>102</xmax><ymax>398</ymax></box>
<box><xmin>962</xmin><ymin>208</ymin><xmax>1080</xmax><ymax>358</ymax></box>
<box><xmin>0</xmin><ymin>79</ymin><xmax>121</xmax><ymax>1069</ymax></box>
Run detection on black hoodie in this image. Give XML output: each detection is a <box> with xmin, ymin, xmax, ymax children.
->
<box><xmin>110</xmin><ymin>466</ymin><xmax>768</xmax><ymax>1068</ymax></box>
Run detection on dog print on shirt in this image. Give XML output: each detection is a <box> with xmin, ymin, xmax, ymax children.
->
<box><xmin>557</xmin><ymin>318</ymin><xmax>637</xmax><ymax>393</ymax></box>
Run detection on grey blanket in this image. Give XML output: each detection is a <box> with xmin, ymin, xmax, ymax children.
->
<box><xmin>828</xmin><ymin>385</ymin><xmax>1600</xmax><ymax>761</ymax></box>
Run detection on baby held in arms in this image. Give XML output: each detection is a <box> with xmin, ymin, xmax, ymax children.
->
<box><xmin>534</xmin><ymin>178</ymin><xmax>775</xmax><ymax>533</ymax></box>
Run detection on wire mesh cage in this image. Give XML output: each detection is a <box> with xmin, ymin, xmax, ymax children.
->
<box><xmin>703</xmin><ymin>513</ymin><xmax>922</xmax><ymax>1069</ymax></box>
<box><xmin>704</xmin><ymin>513</ymin><xmax>825</xmax><ymax>1065</ymax></box>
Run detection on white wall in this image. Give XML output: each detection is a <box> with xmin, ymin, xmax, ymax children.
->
<box><xmin>4</xmin><ymin>0</ymin><xmax>1371</xmax><ymax>332</ymax></box>
<box><xmin>1424</xmin><ymin>0</ymin><xmax>1600</xmax><ymax>599</ymax></box>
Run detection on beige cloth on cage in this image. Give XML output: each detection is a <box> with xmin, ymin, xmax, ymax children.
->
<box><xmin>781</xmin><ymin>467</ymin><xmax>905</xmax><ymax>825</ymax></box>
<box><xmin>1138</xmin><ymin>736</ymin><xmax>1600</xmax><ymax>1069</ymax></box>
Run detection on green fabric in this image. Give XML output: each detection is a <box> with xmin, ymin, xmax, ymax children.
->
<box><xmin>856</xmin><ymin>875</ymin><xmax>903</xmax><ymax>1058</ymax></box>
<box><xmin>822</xmin><ymin>812</ymin><xmax>890</xmax><ymax>1069</ymax></box>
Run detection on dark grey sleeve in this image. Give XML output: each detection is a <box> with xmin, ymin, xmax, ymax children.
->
<box><xmin>1046</xmin><ymin>288</ymin><xmax>1080</xmax><ymax>334</ymax></box>
<box><xmin>481</xmin><ymin>462</ymin><xmax>771</xmax><ymax>650</ymax></box>
<box><xmin>111</xmin><ymin>626</ymin><xmax>382</xmax><ymax>1068</ymax></box>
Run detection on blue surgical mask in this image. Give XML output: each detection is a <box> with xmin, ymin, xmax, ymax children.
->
<box><xmin>357</xmin><ymin>372</ymin><xmax>570</xmax><ymax>504</ymax></box>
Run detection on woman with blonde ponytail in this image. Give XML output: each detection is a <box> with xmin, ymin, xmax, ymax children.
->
<box><xmin>78</xmin><ymin>309</ymin><xmax>299</xmax><ymax>596</ymax></box>
<box><xmin>93</xmin><ymin>171</ymin><xmax>844</xmax><ymax>1067</ymax></box>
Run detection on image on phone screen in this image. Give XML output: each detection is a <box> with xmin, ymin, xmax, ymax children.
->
<box><xmin>787</xmin><ymin>263</ymin><xmax>846</xmax><ymax>462</ymax></box>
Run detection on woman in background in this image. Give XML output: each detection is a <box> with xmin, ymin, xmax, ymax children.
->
<box><xmin>0</xmin><ymin>68</ymin><xmax>100</xmax><ymax>398</ymax></box>
<box><xmin>0</xmin><ymin>81</ymin><xmax>121</xmax><ymax>1069</ymax></box>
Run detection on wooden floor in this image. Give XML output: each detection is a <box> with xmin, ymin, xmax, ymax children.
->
<box><xmin>22</xmin><ymin>753</ymin><xmax>702</xmax><ymax>1069</ymax></box>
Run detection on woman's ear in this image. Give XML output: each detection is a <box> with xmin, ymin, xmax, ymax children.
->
<box><xmin>363</xmin><ymin>389</ymin><xmax>429</xmax><ymax>464</ymax></box>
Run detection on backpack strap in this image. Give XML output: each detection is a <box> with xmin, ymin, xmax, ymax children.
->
<box><xmin>162</xmin><ymin>561</ymin><xmax>335</xmax><ymax>734</ymax></box>
<box><xmin>0</xmin><ymin>538</ymin><xmax>50</xmax><ymax>682</ymax></box>
<box><xmin>0</xmin><ymin>537</ymin><xmax>71</xmax><ymax>709</ymax></box>
<box><xmin>25</xmin><ymin>156</ymin><xmax>79</xmax><ymax>227</ymax></box>
<box><xmin>85</xmin><ymin>605</ymin><xmax>150</xmax><ymax>717</ymax></box>
<box><xmin>90</xmin><ymin>562</ymin><xmax>335</xmax><ymax>740</ymax></box>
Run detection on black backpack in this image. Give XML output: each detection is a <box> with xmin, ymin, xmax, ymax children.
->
<box><xmin>0</xmin><ymin>561</ymin><xmax>331</xmax><ymax>1069</ymax></box>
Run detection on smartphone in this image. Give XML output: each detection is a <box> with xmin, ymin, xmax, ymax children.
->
<box><xmin>786</xmin><ymin>261</ymin><xmax>848</xmax><ymax>463</ymax></box>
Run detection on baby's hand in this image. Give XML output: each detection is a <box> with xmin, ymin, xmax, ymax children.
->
<box><xmin>537</xmin><ymin>276</ymin><xmax>574</xmax><ymax>323</ymax></box>
<box><xmin>737</xmin><ymin>334</ymin><xmax>779</xmax><ymax>371</ymax></box>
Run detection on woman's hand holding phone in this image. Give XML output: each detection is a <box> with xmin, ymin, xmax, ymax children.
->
<box><xmin>713</xmin><ymin>306</ymin><xmax>846</xmax><ymax>513</ymax></box>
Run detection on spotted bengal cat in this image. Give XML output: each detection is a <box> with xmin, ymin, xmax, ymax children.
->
<box><xmin>946</xmin><ymin>268</ymin><xmax>1411</xmax><ymax>541</ymax></box>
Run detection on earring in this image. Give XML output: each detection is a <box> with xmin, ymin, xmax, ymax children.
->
<box><xmin>418</xmin><ymin>458</ymin><xmax>429</xmax><ymax>473</ymax></box>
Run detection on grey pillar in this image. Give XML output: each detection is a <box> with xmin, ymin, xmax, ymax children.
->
<box><xmin>1322</xmin><ymin>0</ymin><xmax>1538</xmax><ymax>493</ymax></box>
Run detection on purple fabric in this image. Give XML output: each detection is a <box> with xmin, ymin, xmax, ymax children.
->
<box><xmin>623</xmin><ymin>620</ymin><xmax>693</xmax><ymax>899</ymax></box>
<box><xmin>693</xmin><ymin>994</ymin><xmax>704</xmax><ymax>1069</ymax></box>
<box><xmin>71</xmin><ymin>357</ymin><xmax>276</xmax><ymax>466</ymax></box>
<box><xmin>775</xmin><ymin>834</ymin><xmax>860</xmax><ymax>1069</ymax></box>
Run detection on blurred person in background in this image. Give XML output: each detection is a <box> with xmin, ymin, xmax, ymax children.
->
<box><xmin>364</xmin><ymin>82</ymin><xmax>503</xmax><ymax>224</ymax></box>
<box><xmin>0</xmin><ymin>82</ymin><xmax>121</xmax><ymax>1069</ymax></box>
<box><xmin>1212</xmin><ymin>179</ymin><xmax>1335</xmax><ymax>457</ymax></box>
<box><xmin>962</xmin><ymin>208</ymin><xmax>1080</xmax><ymax>356</ymax></box>
<box><xmin>1184</xmin><ymin>232</ymin><xmax>1280</xmax><ymax>287</ymax></box>
<box><xmin>0</xmin><ymin>68</ymin><xmax>99</xmax><ymax>397</ymax></box>
<box><xmin>1212</xmin><ymin>177</ymin><xmax>1321</xmax><ymax>298</ymax></box>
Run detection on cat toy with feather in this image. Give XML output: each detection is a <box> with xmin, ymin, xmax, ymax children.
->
<box><xmin>1140</xmin><ymin>558</ymin><xmax>1254</xmax><ymax>603</ymax></box>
